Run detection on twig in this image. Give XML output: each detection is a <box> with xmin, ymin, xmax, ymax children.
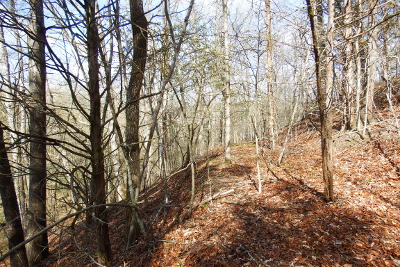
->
<box><xmin>166</xmin><ymin>162</ymin><xmax>192</xmax><ymax>182</ymax></box>
<box><xmin>192</xmin><ymin>189</ymin><xmax>235</xmax><ymax>211</ymax></box>
<box><xmin>239</xmin><ymin>245</ymin><xmax>271</xmax><ymax>267</ymax></box>
<box><xmin>86</xmin><ymin>252</ymin><xmax>108</xmax><ymax>267</ymax></box>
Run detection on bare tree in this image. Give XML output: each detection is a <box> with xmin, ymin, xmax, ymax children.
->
<box><xmin>363</xmin><ymin>0</ymin><xmax>379</xmax><ymax>135</ymax></box>
<box><xmin>342</xmin><ymin>0</ymin><xmax>357</xmax><ymax>130</ymax></box>
<box><xmin>125</xmin><ymin>0</ymin><xmax>148</xmax><ymax>247</ymax></box>
<box><xmin>85</xmin><ymin>0</ymin><xmax>111</xmax><ymax>263</ymax></box>
<box><xmin>306</xmin><ymin>0</ymin><xmax>334</xmax><ymax>202</ymax></box>
<box><xmin>265</xmin><ymin>0</ymin><xmax>276</xmax><ymax>149</ymax></box>
<box><xmin>222</xmin><ymin>0</ymin><xmax>231</xmax><ymax>162</ymax></box>
<box><xmin>26</xmin><ymin>0</ymin><xmax>49</xmax><ymax>263</ymax></box>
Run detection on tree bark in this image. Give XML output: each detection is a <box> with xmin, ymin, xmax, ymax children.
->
<box><xmin>0</xmin><ymin>126</ymin><xmax>29</xmax><ymax>267</ymax></box>
<box><xmin>85</xmin><ymin>0</ymin><xmax>111</xmax><ymax>263</ymax></box>
<box><xmin>363</xmin><ymin>0</ymin><xmax>379</xmax><ymax>135</ymax></box>
<box><xmin>343</xmin><ymin>0</ymin><xmax>357</xmax><ymax>130</ymax></box>
<box><xmin>222</xmin><ymin>0</ymin><xmax>231</xmax><ymax>162</ymax></box>
<box><xmin>125</xmin><ymin>0</ymin><xmax>148</xmax><ymax>247</ymax></box>
<box><xmin>354</xmin><ymin>0</ymin><xmax>363</xmax><ymax>131</ymax></box>
<box><xmin>265</xmin><ymin>0</ymin><xmax>276</xmax><ymax>149</ymax></box>
<box><xmin>26</xmin><ymin>0</ymin><xmax>49</xmax><ymax>264</ymax></box>
<box><xmin>323</xmin><ymin>0</ymin><xmax>334</xmax><ymax>202</ymax></box>
<box><xmin>306</xmin><ymin>0</ymin><xmax>334</xmax><ymax>202</ymax></box>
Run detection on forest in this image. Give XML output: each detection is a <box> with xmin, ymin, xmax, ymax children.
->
<box><xmin>0</xmin><ymin>0</ymin><xmax>399</xmax><ymax>266</ymax></box>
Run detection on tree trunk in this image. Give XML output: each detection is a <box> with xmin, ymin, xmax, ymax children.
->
<box><xmin>265</xmin><ymin>0</ymin><xmax>276</xmax><ymax>149</ymax></box>
<box><xmin>26</xmin><ymin>0</ymin><xmax>49</xmax><ymax>264</ymax></box>
<box><xmin>85</xmin><ymin>0</ymin><xmax>111</xmax><ymax>263</ymax></box>
<box><xmin>125</xmin><ymin>0</ymin><xmax>148</xmax><ymax>247</ymax></box>
<box><xmin>343</xmin><ymin>0</ymin><xmax>357</xmax><ymax>130</ymax></box>
<box><xmin>0</xmin><ymin>126</ymin><xmax>29</xmax><ymax>267</ymax></box>
<box><xmin>306</xmin><ymin>0</ymin><xmax>334</xmax><ymax>202</ymax></box>
<box><xmin>354</xmin><ymin>0</ymin><xmax>363</xmax><ymax>131</ymax></box>
<box><xmin>323</xmin><ymin>0</ymin><xmax>334</xmax><ymax>202</ymax></box>
<box><xmin>222</xmin><ymin>0</ymin><xmax>231</xmax><ymax>162</ymax></box>
<box><xmin>363</xmin><ymin>0</ymin><xmax>379</xmax><ymax>135</ymax></box>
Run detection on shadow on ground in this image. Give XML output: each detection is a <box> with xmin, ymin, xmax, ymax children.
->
<box><xmin>41</xmin><ymin>145</ymin><xmax>399</xmax><ymax>267</ymax></box>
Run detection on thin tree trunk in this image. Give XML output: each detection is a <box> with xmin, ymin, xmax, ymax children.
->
<box><xmin>354</xmin><ymin>16</ymin><xmax>363</xmax><ymax>131</ymax></box>
<box><xmin>265</xmin><ymin>0</ymin><xmax>276</xmax><ymax>149</ymax></box>
<box><xmin>26</xmin><ymin>0</ymin><xmax>49</xmax><ymax>264</ymax></box>
<box><xmin>249</xmin><ymin>116</ymin><xmax>262</xmax><ymax>192</ymax></box>
<box><xmin>172</xmin><ymin>68</ymin><xmax>197</xmax><ymax>215</ymax></box>
<box><xmin>11</xmin><ymin>2</ymin><xmax>29</xmax><ymax>204</ymax></box>
<box><xmin>222</xmin><ymin>0</ymin><xmax>231</xmax><ymax>162</ymax></box>
<box><xmin>158</xmin><ymin>118</ymin><xmax>168</xmax><ymax>204</ymax></box>
<box><xmin>255</xmin><ymin>137</ymin><xmax>262</xmax><ymax>193</ymax></box>
<box><xmin>306</xmin><ymin>0</ymin><xmax>334</xmax><ymax>202</ymax></box>
<box><xmin>344</xmin><ymin>0</ymin><xmax>357</xmax><ymax>130</ymax></box>
<box><xmin>112</xmin><ymin>0</ymin><xmax>128</xmax><ymax>202</ymax></box>
<box><xmin>323</xmin><ymin>0</ymin><xmax>334</xmax><ymax>202</ymax></box>
<box><xmin>85</xmin><ymin>0</ymin><xmax>111</xmax><ymax>263</ymax></box>
<box><xmin>0</xmin><ymin>126</ymin><xmax>29</xmax><ymax>267</ymax></box>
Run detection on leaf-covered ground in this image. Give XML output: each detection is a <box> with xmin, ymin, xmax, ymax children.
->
<box><xmin>39</xmin><ymin>114</ymin><xmax>400</xmax><ymax>267</ymax></box>
<box><xmin>32</xmin><ymin>107</ymin><xmax>400</xmax><ymax>266</ymax></box>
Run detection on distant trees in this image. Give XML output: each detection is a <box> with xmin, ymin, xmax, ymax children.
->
<box><xmin>335</xmin><ymin>0</ymin><xmax>399</xmax><ymax>132</ymax></box>
<box><xmin>305</xmin><ymin>0</ymin><xmax>399</xmax><ymax>202</ymax></box>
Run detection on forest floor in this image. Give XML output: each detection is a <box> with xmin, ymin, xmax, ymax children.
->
<box><xmin>36</xmin><ymin>107</ymin><xmax>400</xmax><ymax>267</ymax></box>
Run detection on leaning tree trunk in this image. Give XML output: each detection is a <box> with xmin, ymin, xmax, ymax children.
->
<box><xmin>0</xmin><ymin>126</ymin><xmax>29</xmax><ymax>267</ymax></box>
<box><xmin>26</xmin><ymin>0</ymin><xmax>49</xmax><ymax>264</ymax></box>
<box><xmin>306</xmin><ymin>0</ymin><xmax>334</xmax><ymax>202</ymax></box>
<box><xmin>85</xmin><ymin>0</ymin><xmax>111</xmax><ymax>263</ymax></box>
<box><xmin>125</xmin><ymin>0</ymin><xmax>148</xmax><ymax>248</ymax></box>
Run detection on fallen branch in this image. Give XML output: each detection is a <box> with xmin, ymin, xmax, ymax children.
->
<box><xmin>196</xmin><ymin>189</ymin><xmax>234</xmax><ymax>208</ymax></box>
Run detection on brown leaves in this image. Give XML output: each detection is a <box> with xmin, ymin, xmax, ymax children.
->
<box><xmin>38</xmin><ymin>106</ymin><xmax>400</xmax><ymax>267</ymax></box>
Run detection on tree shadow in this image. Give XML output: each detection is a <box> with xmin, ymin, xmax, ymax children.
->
<box><xmin>41</xmin><ymin>145</ymin><xmax>399</xmax><ymax>267</ymax></box>
<box><xmin>128</xmin><ymin>163</ymin><xmax>396</xmax><ymax>267</ymax></box>
<box><xmin>180</xmin><ymin>179</ymin><xmax>393</xmax><ymax>266</ymax></box>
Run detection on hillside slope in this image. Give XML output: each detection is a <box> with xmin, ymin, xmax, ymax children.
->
<box><xmin>40</xmin><ymin>110</ymin><xmax>400</xmax><ymax>267</ymax></box>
